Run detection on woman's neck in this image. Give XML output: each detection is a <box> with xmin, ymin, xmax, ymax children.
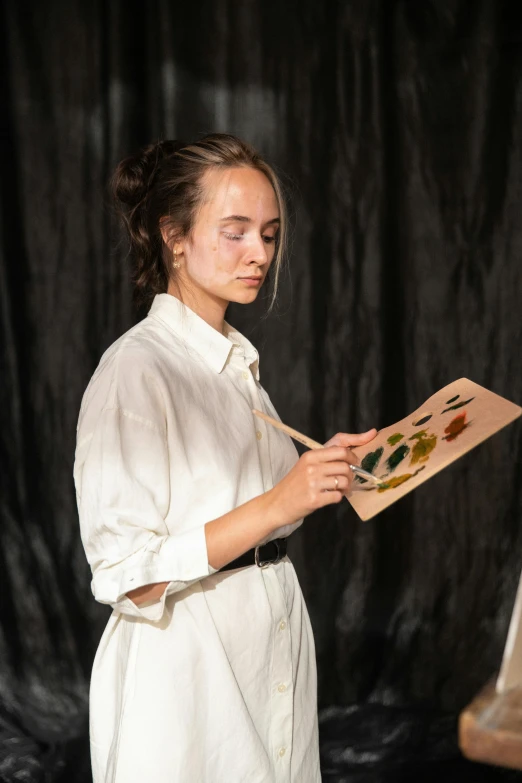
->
<box><xmin>166</xmin><ymin>281</ymin><xmax>228</xmax><ymax>336</ymax></box>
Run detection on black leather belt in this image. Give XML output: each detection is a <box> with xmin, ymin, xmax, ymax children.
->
<box><xmin>219</xmin><ymin>537</ymin><xmax>287</xmax><ymax>572</ymax></box>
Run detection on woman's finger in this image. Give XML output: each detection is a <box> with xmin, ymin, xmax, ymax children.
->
<box><xmin>321</xmin><ymin>474</ymin><xmax>351</xmax><ymax>493</ymax></box>
<box><xmin>321</xmin><ymin>459</ymin><xmax>357</xmax><ymax>476</ymax></box>
<box><xmin>323</xmin><ymin>429</ymin><xmax>378</xmax><ymax>449</ymax></box>
<box><xmin>315</xmin><ymin>446</ymin><xmax>359</xmax><ymax>465</ymax></box>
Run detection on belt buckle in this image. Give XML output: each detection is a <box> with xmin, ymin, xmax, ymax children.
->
<box><xmin>255</xmin><ymin>540</ymin><xmax>281</xmax><ymax>569</ymax></box>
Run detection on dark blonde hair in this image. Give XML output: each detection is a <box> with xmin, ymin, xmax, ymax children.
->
<box><xmin>110</xmin><ymin>133</ymin><xmax>288</xmax><ymax>311</ymax></box>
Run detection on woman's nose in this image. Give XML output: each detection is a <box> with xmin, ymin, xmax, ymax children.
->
<box><xmin>248</xmin><ymin>234</ymin><xmax>271</xmax><ymax>261</ymax></box>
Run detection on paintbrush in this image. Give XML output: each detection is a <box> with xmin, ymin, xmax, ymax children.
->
<box><xmin>252</xmin><ymin>409</ymin><xmax>384</xmax><ymax>486</ymax></box>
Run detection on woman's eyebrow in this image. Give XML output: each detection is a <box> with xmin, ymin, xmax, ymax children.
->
<box><xmin>219</xmin><ymin>214</ymin><xmax>280</xmax><ymax>225</ymax></box>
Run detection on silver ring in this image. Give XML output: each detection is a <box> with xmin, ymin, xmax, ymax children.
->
<box><xmin>334</xmin><ymin>477</ymin><xmax>339</xmax><ymax>490</ymax></box>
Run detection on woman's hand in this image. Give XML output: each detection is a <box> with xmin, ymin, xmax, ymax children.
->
<box><xmin>323</xmin><ymin>429</ymin><xmax>377</xmax><ymax>450</ymax></box>
<box><xmin>323</xmin><ymin>428</ymin><xmax>378</xmax><ymax>495</ymax></box>
<box><xmin>267</xmin><ymin>428</ymin><xmax>378</xmax><ymax>526</ymax></box>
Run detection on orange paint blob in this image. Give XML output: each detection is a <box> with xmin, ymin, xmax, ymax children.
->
<box><xmin>443</xmin><ymin>412</ymin><xmax>469</xmax><ymax>442</ymax></box>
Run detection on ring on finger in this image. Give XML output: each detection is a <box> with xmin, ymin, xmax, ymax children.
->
<box><xmin>334</xmin><ymin>476</ymin><xmax>339</xmax><ymax>490</ymax></box>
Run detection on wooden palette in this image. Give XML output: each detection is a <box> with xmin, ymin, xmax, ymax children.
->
<box><xmin>347</xmin><ymin>378</ymin><xmax>521</xmax><ymax>521</ymax></box>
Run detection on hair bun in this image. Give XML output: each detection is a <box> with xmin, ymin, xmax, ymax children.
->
<box><xmin>111</xmin><ymin>139</ymin><xmax>187</xmax><ymax>209</ymax></box>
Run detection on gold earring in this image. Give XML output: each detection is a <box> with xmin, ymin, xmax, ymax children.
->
<box><xmin>173</xmin><ymin>249</ymin><xmax>181</xmax><ymax>269</ymax></box>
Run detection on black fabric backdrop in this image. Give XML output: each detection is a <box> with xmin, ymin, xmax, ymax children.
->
<box><xmin>1</xmin><ymin>0</ymin><xmax>522</xmax><ymax>780</ymax></box>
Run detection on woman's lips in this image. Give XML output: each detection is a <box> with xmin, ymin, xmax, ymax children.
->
<box><xmin>238</xmin><ymin>277</ymin><xmax>262</xmax><ymax>286</ymax></box>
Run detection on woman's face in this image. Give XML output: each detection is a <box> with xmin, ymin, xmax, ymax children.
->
<box><xmin>174</xmin><ymin>166</ymin><xmax>280</xmax><ymax>310</ymax></box>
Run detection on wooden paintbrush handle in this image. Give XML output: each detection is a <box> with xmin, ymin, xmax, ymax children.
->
<box><xmin>252</xmin><ymin>408</ymin><xmax>385</xmax><ymax>490</ymax></box>
<box><xmin>252</xmin><ymin>409</ymin><xmax>324</xmax><ymax>450</ymax></box>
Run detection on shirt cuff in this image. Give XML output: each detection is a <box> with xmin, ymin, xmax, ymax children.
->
<box><xmin>112</xmin><ymin>588</ymin><xmax>172</xmax><ymax>622</ymax></box>
<box><xmin>98</xmin><ymin>525</ymin><xmax>219</xmax><ymax>622</ymax></box>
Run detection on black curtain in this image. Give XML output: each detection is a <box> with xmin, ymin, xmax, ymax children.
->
<box><xmin>1</xmin><ymin>1</ymin><xmax>522</xmax><ymax>780</ymax></box>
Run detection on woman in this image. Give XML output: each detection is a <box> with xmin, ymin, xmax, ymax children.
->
<box><xmin>74</xmin><ymin>133</ymin><xmax>377</xmax><ymax>783</ymax></box>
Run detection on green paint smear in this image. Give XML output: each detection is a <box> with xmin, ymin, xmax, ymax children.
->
<box><xmin>355</xmin><ymin>446</ymin><xmax>384</xmax><ymax>483</ymax></box>
<box><xmin>442</xmin><ymin>397</ymin><xmax>474</xmax><ymax>414</ymax></box>
<box><xmin>386</xmin><ymin>443</ymin><xmax>410</xmax><ymax>472</ymax></box>
<box><xmin>387</xmin><ymin>433</ymin><xmax>404</xmax><ymax>446</ymax></box>
<box><xmin>408</xmin><ymin>430</ymin><xmax>437</xmax><ymax>464</ymax></box>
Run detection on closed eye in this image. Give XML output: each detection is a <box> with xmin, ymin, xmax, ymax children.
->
<box><xmin>223</xmin><ymin>232</ymin><xmax>277</xmax><ymax>244</ymax></box>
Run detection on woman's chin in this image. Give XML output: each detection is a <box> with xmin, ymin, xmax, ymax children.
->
<box><xmin>227</xmin><ymin>286</ymin><xmax>262</xmax><ymax>304</ymax></box>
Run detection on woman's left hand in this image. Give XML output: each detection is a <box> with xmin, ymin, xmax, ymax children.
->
<box><xmin>322</xmin><ymin>428</ymin><xmax>378</xmax><ymax>495</ymax></box>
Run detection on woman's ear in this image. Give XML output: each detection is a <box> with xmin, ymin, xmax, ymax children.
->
<box><xmin>159</xmin><ymin>216</ymin><xmax>178</xmax><ymax>251</ymax></box>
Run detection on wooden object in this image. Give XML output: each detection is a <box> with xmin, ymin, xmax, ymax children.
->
<box><xmin>459</xmin><ymin>679</ymin><xmax>522</xmax><ymax>770</ymax></box>
<box><xmin>497</xmin><ymin>569</ymin><xmax>522</xmax><ymax>694</ymax></box>
<box><xmin>252</xmin><ymin>408</ymin><xmax>326</xmax><ymax>451</ymax></box>
<box><xmin>459</xmin><ymin>570</ymin><xmax>522</xmax><ymax>770</ymax></box>
<box><xmin>251</xmin><ymin>409</ymin><xmax>384</xmax><ymax>485</ymax></box>
<box><xmin>347</xmin><ymin>378</ymin><xmax>521</xmax><ymax>521</ymax></box>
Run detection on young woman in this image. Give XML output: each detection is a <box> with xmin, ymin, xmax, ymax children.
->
<box><xmin>74</xmin><ymin>133</ymin><xmax>377</xmax><ymax>783</ymax></box>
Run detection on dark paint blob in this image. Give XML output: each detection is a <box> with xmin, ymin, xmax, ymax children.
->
<box><xmin>386</xmin><ymin>444</ymin><xmax>410</xmax><ymax>472</ymax></box>
<box><xmin>442</xmin><ymin>412</ymin><xmax>470</xmax><ymax>442</ymax></box>
<box><xmin>446</xmin><ymin>394</ymin><xmax>460</xmax><ymax>404</ymax></box>
<box><xmin>355</xmin><ymin>446</ymin><xmax>384</xmax><ymax>483</ymax></box>
<box><xmin>442</xmin><ymin>397</ymin><xmax>474</xmax><ymax>414</ymax></box>
<box><xmin>413</xmin><ymin>414</ymin><xmax>432</xmax><ymax>426</ymax></box>
<box><xmin>387</xmin><ymin>433</ymin><xmax>404</xmax><ymax>446</ymax></box>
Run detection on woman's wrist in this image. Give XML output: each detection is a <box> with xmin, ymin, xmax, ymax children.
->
<box><xmin>261</xmin><ymin>485</ymin><xmax>296</xmax><ymax>534</ymax></box>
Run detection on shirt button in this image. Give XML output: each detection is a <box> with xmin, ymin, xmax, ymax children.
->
<box><xmin>279</xmin><ymin>620</ymin><xmax>286</xmax><ymax>631</ymax></box>
<box><xmin>277</xmin><ymin>683</ymin><xmax>287</xmax><ymax>693</ymax></box>
<box><xmin>256</xmin><ymin>430</ymin><xmax>263</xmax><ymax>440</ymax></box>
<box><xmin>278</xmin><ymin>747</ymin><xmax>286</xmax><ymax>757</ymax></box>
<box><xmin>242</xmin><ymin>371</ymin><xmax>249</xmax><ymax>380</ymax></box>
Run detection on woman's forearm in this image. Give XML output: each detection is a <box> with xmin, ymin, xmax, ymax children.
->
<box><xmin>126</xmin><ymin>488</ymin><xmax>288</xmax><ymax>606</ymax></box>
<box><xmin>126</xmin><ymin>580</ymin><xmax>171</xmax><ymax>605</ymax></box>
<box><xmin>204</xmin><ymin>486</ymin><xmax>285</xmax><ymax>571</ymax></box>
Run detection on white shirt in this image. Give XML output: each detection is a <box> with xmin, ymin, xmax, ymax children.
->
<box><xmin>74</xmin><ymin>293</ymin><xmax>321</xmax><ymax>783</ymax></box>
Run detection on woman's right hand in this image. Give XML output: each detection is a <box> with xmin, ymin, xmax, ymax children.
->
<box><xmin>266</xmin><ymin>445</ymin><xmax>359</xmax><ymax>527</ymax></box>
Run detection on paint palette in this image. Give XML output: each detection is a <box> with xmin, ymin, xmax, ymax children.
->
<box><xmin>347</xmin><ymin>378</ymin><xmax>521</xmax><ymax>521</ymax></box>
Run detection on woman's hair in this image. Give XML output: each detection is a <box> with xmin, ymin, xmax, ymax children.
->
<box><xmin>110</xmin><ymin>133</ymin><xmax>288</xmax><ymax>311</ymax></box>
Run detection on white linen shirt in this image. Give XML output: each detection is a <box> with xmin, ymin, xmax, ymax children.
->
<box><xmin>74</xmin><ymin>293</ymin><xmax>321</xmax><ymax>783</ymax></box>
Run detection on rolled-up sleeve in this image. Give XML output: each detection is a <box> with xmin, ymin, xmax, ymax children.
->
<box><xmin>74</xmin><ymin>405</ymin><xmax>217</xmax><ymax>622</ymax></box>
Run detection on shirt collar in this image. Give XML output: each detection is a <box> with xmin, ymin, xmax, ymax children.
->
<box><xmin>148</xmin><ymin>293</ymin><xmax>260</xmax><ymax>380</ymax></box>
